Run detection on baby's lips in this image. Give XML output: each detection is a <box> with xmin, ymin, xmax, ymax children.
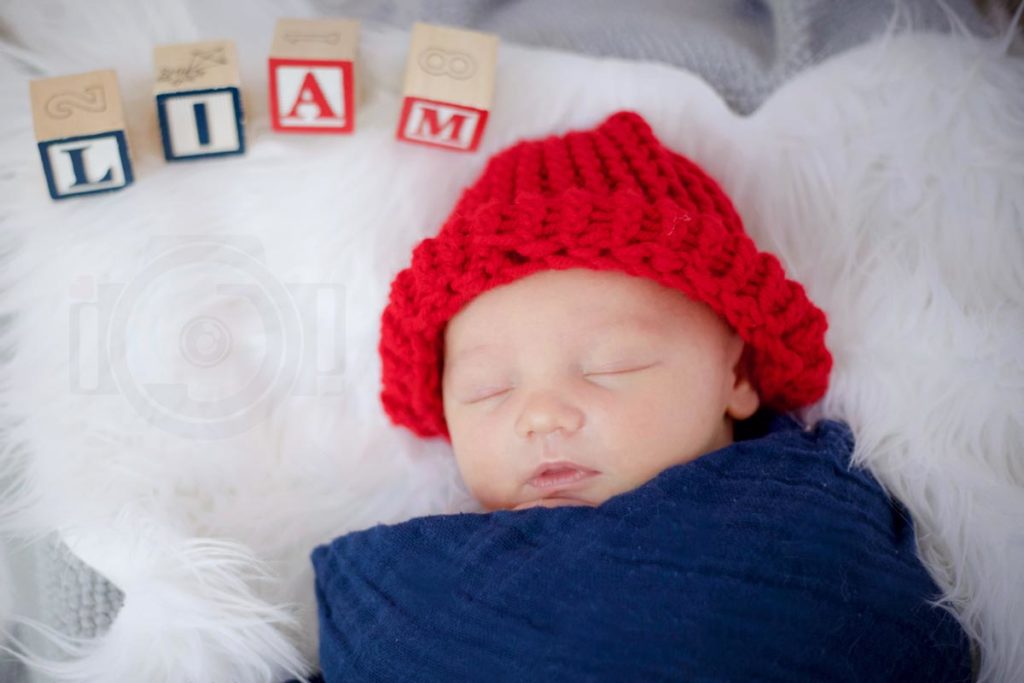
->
<box><xmin>527</xmin><ymin>466</ymin><xmax>600</xmax><ymax>490</ymax></box>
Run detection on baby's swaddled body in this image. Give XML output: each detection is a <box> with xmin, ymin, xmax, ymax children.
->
<box><xmin>296</xmin><ymin>111</ymin><xmax>974</xmax><ymax>681</ymax></box>
<box><xmin>310</xmin><ymin>409</ymin><xmax>971</xmax><ymax>681</ymax></box>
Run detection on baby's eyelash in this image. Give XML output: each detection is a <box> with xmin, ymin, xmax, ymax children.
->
<box><xmin>586</xmin><ymin>367</ymin><xmax>639</xmax><ymax>376</ymax></box>
<box><xmin>468</xmin><ymin>386</ymin><xmax>511</xmax><ymax>403</ymax></box>
<box><xmin>585</xmin><ymin>361</ymin><xmax>660</xmax><ymax>376</ymax></box>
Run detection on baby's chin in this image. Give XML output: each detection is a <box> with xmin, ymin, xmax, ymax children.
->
<box><xmin>510</xmin><ymin>496</ymin><xmax>597</xmax><ymax>511</ymax></box>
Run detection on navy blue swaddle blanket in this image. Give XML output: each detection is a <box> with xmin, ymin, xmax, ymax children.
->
<box><xmin>302</xmin><ymin>411</ymin><xmax>972</xmax><ymax>682</ymax></box>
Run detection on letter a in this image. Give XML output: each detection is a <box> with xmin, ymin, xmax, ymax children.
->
<box><xmin>286</xmin><ymin>71</ymin><xmax>337</xmax><ymax>120</ymax></box>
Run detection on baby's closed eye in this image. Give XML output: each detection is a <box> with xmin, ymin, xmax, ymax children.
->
<box><xmin>457</xmin><ymin>360</ymin><xmax>662</xmax><ymax>403</ymax></box>
<box><xmin>584</xmin><ymin>359</ymin><xmax>661</xmax><ymax>376</ymax></box>
<box><xmin>464</xmin><ymin>385</ymin><xmax>513</xmax><ymax>403</ymax></box>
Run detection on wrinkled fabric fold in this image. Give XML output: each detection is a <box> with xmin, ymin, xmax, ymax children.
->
<box><xmin>310</xmin><ymin>411</ymin><xmax>971</xmax><ymax>682</ymax></box>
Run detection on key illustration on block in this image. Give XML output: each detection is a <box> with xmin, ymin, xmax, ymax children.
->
<box><xmin>285</xmin><ymin>32</ymin><xmax>340</xmax><ymax>45</ymax></box>
<box><xmin>268</xmin><ymin>18</ymin><xmax>360</xmax><ymax>134</ymax></box>
<box><xmin>153</xmin><ymin>40</ymin><xmax>245</xmax><ymax>161</ymax></box>
<box><xmin>29</xmin><ymin>69</ymin><xmax>134</xmax><ymax>200</ymax></box>
<box><xmin>397</xmin><ymin>22</ymin><xmax>499</xmax><ymax>152</ymax></box>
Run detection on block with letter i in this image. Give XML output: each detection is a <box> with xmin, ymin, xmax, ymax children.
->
<box><xmin>153</xmin><ymin>39</ymin><xmax>245</xmax><ymax>161</ymax></box>
<box><xmin>29</xmin><ymin>69</ymin><xmax>134</xmax><ymax>200</ymax></box>
<box><xmin>268</xmin><ymin>17</ymin><xmax>360</xmax><ymax>134</ymax></box>
<box><xmin>397</xmin><ymin>22</ymin><xmax>499</xmax><ymax>152</ymax></box>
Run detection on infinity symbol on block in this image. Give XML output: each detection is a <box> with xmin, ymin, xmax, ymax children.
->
<box><xmin>45</xmin><ymin>85</ymin><xmax>107</xmax><ymax>118</ymax></box>
<box><xmin>418</xmin><ymin>46</ymin><xmax>476</xmax><ymax>79</ymax></box>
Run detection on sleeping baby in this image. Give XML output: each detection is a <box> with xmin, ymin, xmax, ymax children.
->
<box><xmin>441</xmin><ymin>265</ymin><xmax>761</xmax><ymax>513</ymax></box>
<box><xmin>301</xmin><ymin>111</ymin><xmax>974</xmax><ymax>682</ymax></box>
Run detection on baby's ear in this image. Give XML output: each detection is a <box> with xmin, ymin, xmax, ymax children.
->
<box><xmin>726</xmin><ymin>341</ymin><xmax>760</xmax><ymax>421</ymax></box>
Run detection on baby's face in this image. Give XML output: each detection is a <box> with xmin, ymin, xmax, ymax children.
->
<box><xmin>442</xmin><ymin>268</ymin><xmax>760</xmax><ymax>512</ymax></box>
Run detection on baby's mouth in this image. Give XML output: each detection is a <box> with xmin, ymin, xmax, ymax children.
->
<box><xmin>527</xmin><ymin>465</ymin><xmax>600</xmax><ymax>491</ymax></box>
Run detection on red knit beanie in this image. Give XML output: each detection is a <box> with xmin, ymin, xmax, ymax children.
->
<box><xmin>379</xmin><ymin>110</ymin><xmax>832</xmax><ymax>442</ymax></box>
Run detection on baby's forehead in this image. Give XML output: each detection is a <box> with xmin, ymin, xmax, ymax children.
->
<box><xmin>459</xmin><ymin>271</ymin><xmax>684</xmax><ymax>321</ymax></box>
<box><xmin>441</xmin><ymin>269</ymin><xmax>719</xmax><ymax>356</ymax></box>
<box><xmin>444</xmin><ymin>310</ymin><xmax>673</xmax><ymax>367</ymax></box>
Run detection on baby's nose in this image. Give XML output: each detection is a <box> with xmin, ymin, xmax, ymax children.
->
<box><xmin>514</xmin><ymin>391</ymin><xmax>584</xmax><ymax>439</ymax></box>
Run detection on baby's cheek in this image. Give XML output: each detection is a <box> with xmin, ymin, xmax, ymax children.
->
<box><xmin>597</xmin><ymin>405</ymin><xmax>690</xmax><ymax>491</ymax></box>
<box><xmin>603</xmin><ymin>390</ymin><xmax>664</xmax><ymax>445</ymax></box>
<box><xmin>461</xmin><ymin>459</ymin><xmax>515</xmax><ymax>511</ymax></box>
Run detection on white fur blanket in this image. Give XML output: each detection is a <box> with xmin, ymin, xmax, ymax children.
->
<box><xmin>0</xmin><ymin>1</ymin><xmax>1022</xmax><ymax>682</ymax></box>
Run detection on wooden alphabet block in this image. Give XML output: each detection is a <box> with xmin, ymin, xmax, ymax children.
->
<box><xmin>153</xmin><ymin>39</ymin><xmax>245</xmax><ymax>161</ymax></box>
<box><xmin>268</xmin><ymin>17</ymin><xmax>360</xmax><ymax>134</ymax></box>
<box><xmin>29</xmin><ymin>69</ymin><xmax>134</xmax><ymax>200</ymax></box>
<box><xmin>396</xmin><ymin>22</ymin><xmax>499</xmax><ymax>152</ymax></box>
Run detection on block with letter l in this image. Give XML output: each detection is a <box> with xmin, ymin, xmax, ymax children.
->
<box><xmin>268</xmin><ymin>17</ymin><xmax>360</xmax><ymax>134</ymax></box>
<box><xmin>29</xmin><ymin>69</ymin><xmax>134</xmax><ymax>200</ymax></box>
<box><xmin>397</xmin><ymin>22</ymin><xmax>499</xmax><ymax>152</ymax></box>
<box><xmin>153</xmin><ymin>39</ymin><xmax>245</xmax><ymax>161</ymax></box>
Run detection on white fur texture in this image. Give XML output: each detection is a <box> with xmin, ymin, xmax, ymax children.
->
<box><xmin>0</xmin><ymin>1</ymin><xmax>1021</xmax><ymax>681</ymax></box>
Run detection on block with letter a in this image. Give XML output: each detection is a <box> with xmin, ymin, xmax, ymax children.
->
<box><xmin>268</xmin><ymin>17</ymin><xmax>360</xmax><ymax>134</ymax></box>
<box><xmin>397</xmin><ymin>22</ymin><xmax>499</xmax><ymax>152</ymax></box>
<box><xmin>29</xmin><ymin>69</ymin><xmax>134</xmax><ymax>200</ymax></box>
<box><xmin>153</xmin><ymin>39</ymin><xmax>246</xmax><ymax>161</ymax></box>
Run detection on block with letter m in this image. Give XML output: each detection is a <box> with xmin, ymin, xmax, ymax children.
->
<box><xmin>396</xmin><ymin>23</ymin><xmax>498</xmax><ymax>153</ymax></box>
<box><xmin>397</xmin><ymin>97</ymin><xmax>488</xmax><ymax>151</ymax></box>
